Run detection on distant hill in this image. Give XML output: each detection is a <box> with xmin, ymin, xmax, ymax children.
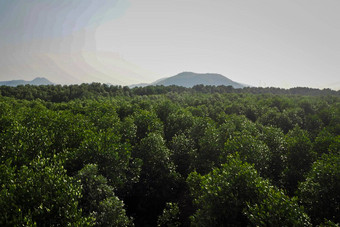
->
<box><xmin>0</xmin><ymin>77</ymin><xmax>54</xmax><ymax>86</ymax></box>
<box><xmin>152</xmin><ymin>72</ymin><xmax>245</xmax><ymax>88</ymax></box>
<box><xmin>129</xmin><ymin>83</ymin><xmax>149</xmax><ymax>88</ymax></box>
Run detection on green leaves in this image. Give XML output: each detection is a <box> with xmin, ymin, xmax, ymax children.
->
<box><xmin>222</xmin><ymin>133</ymin><xmax>271</xmax><ymax>178</ymax></box>
<box><xmin>133</xmin><ymin>109</ymin><xmax>164</xmax><ymax>141</ymax></box>
<box><xmin>188</xmin><ymin>155</ymin><xmax>311</xmax><ymax>226</ymax></box>
<box><xmin>283</xmin><ymin>126</ymin><xmax>316</xmax><ymax>195</ymax></box>
<box><xmin>298</xmin><ymin>153</ymin><xmax>340</xmax><ymax>225</ymax></box>
<box><xmin>157</xmin><ymin>203</ymin><xmax>180</xmax><ymax>227</ymax></box>
<box><xmin>0</xmin><ymin>156</ymin><xmax>89</xmax><ymax>226</ymax></box>
<box><xmin>188</xmin><ymin>156</ymin><xmax>261</xmax><ymax>226</ymax></box>
<box><xmin>76</xmin><ymin>164</ymin><xmax>133</xmax><ymax>227</ymax></box>
<box><xmin>246</xmin><ymin>189</ymin><xmax>311</xmax><ymax>226</ymax></box>
<box><xmin>1</xmin><ymin>87</ymin><xmax>339</xmax><ymax>226</ymax></box>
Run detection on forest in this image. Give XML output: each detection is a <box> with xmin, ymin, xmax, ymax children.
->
<box><xmin>0</xmin><ymin>84</ymin><xmax>339</xmax><ymax>226</ymax></box>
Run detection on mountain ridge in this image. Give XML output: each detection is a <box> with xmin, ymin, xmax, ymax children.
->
<box><xmin>131</xmin><ymin>72</ymin><xmax>245</xmax><ymax>88</ymax></box>
<box><xmin>0</xmin><ymin>77</ymin><xmax>54</xmax><ymax>86</ymax></box>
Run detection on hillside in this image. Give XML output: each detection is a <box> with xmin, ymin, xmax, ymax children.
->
<box><xmin>153</xmin><ymin>72</ymin><xmax>245</xmax><ymax>88</ymax></box>
<box><xmin>0</xmin><ymin>77</ymin><xmax>54</xmax><ymax>86</ymax></box>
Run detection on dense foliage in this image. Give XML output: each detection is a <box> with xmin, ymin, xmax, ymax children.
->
<box><xmin>0</xmin><ymin>84</ymin><xmax>339</xmax><ymax>226</ymax></box>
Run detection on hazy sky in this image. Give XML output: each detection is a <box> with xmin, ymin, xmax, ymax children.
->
<box><xmin>0</xmin><ymin>0</ymin><xmax>339</xmax><ymax>89</ymax></box>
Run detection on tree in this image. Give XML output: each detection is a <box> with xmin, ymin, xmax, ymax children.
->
<box><xmin>258</xmin><ymin>126</ymin><xmax>287</xmax><ymax>186</ymax></box>
<box><xmin>283</xmin><ymin>126</ymin><xmax>316</xmax><ymax>195</ymax></box>
<box><xmin>246</xmin><ymin>188</ymin><xmax>311</xmax><ymax>227</ymax></box>
<box><xmin>298</xmin><ymin>153</ymin><xmax>340</xmax><ymax>225</ymax></box>
<box><xmin>76</xmin><ymin>164</ymin><xmax>133</xmax><ymax>227</ymax></box>
<box><xmin>222</xmin><ymin>133</ymin><xmax>271</xmax><ymax>178</ymax></box>
<box><xmin>257</xmin><ymin>107</ymin><xmax>293</xmax><ymax>133</ymax></box>
<box><xmin>169</xmin><ymin>133</ymin><xmax>196</xmax><ymax>177</ymax></box>
<box><xmin>67</xmin><ymin>129</ymin><xmax>138</xmax><ymax>190</ymax></box>
<box><xmin>133</xmin><ymin>109</ymin><xmax>163</xmax><ymax>142</ymax></box>
<box><xmin>0</xmin><ymin>116</ymin><xmax>53</xmax><ymax>167</ymax></box>
<box><xmin>157</xmin><ymin>203</ymin><xmax>180</xmax><ymax>227</ymax></box>
<box><xmin>127</xmin><ymin>133</ymin><xmax>179</xmax><ymax>226</ymax></box>
<box><xmin>192</xmin><ymin>121</ymin><xmax>223</xmax><ymax>174</ymax></box>
<box><xmin>187</xmin><ymin>155</ymin><xmax>310</xmax><ymax>226</ymax></box>
<box><xmin>0</xmin><ymin>156</ymin><xmax>91</xmax><ymax>226</ymax></box>
<box><xmin>313</xmin><ymin>129</ymin><xmax>338</xmax><ymax>157</ymax></box>
<box><xmin>164</xmin><ymin>110</ymin><xmax>195</xmax><ymax>142</ymax></box>
<box><xmin>304</xmin><ymin>114</ymin><xmax>324</xmax><ymax>139</ymax></box>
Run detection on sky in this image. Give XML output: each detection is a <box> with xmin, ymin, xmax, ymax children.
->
<box><xmin>0</xmin><ymin>0</ymin><xmax>339</xmax><ymax>89</ymax></box>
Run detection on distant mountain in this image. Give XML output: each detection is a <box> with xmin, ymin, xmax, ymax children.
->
<box><xmin>152</xmin><ymin>72</ymin><xmax>245</xmax><ymax>88</ymax></box>
<box><xmin>0</xmin><ymin>77</ymin><xmax>54</xmax><ymax>86</ymax></box>
<box><xmin>129</xmin><ymin>83</ymin><xmax>149</xmax><ymax>88</ymax></box>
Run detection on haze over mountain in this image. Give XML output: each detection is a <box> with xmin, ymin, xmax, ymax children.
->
<box><xmin>0</xmin><ymin>77</ymin><xmax>54</xmax><ymax>86</ymax></box>
<box><xmin>152</xmin><ymin>72</ymin><xmax>244</xmax><ymax>88</ymax></box>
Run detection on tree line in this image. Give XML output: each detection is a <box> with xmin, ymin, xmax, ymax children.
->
<box><xmin>0</xmin><ymin>84</ymin><xmax>339</xmax><ymax>226</ymax></box>
<box><xmin>0</xmin><ymin>83</ymin><xmax>338</xmax><ymax>103</ymax></box>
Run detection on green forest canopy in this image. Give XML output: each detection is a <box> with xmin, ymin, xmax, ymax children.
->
<box><xmin>0</xmin><ymin>84</ymin><xmax>339</xmax><ymax>226</ymax></box>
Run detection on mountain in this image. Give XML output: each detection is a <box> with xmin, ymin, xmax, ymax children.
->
<box><xmin>0</xmin><ymin>77</ymin><xmax>54</xmax><ymax>86</ymax></box>
<box><xmin>128</xmin><ymin>83</ymin><xmax>149</xmax><ymax>88</ymax></box>
<box><xmin>152</xmin><ymin>72</ymin><xmax>245</xmax><ymax>88</ymax></box>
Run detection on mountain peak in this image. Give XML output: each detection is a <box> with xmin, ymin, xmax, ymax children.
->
<box><xmin>0</xmin><ymin>77</ymin><xmax>54</xmax><ymax>86</ymax></box>
<box><xmin>30</xmin><ymin>77</ymin><xmax>54</xmax><ymax>85</ymax></box>
<box><xmin>153</xmin><ymin>72</ymin><xmax>244</xmax><ymax>88</ymax></box>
